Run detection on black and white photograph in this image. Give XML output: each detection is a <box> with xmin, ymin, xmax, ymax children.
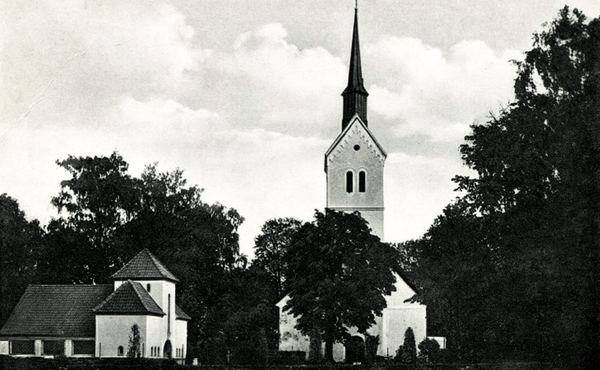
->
<box><xmin>1</xmin><ymin>0</ymin><xmax>599</xmax><ymax>369</ymax></box>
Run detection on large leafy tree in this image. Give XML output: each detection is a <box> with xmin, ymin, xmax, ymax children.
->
<box><xmin>0</xmin><ymin>194</ymin><xmax>45</xmax><ymax>328</ymax></box>
<box><xmin>253</xmin><ymin>217</ymin><xmax>302</xmax><ymax>298</ymax></box>
<box><xmin>40</xmin><ymin>152</ymin><xmax>140</xmax><ymax>283</ymax></box>
<box><xmin>446</xmin><ymin>6</ymin><xmax>600</xmax><ymax>367</ymax></box>
<box><xmin>283</xmin><ymin>209</ymin><xmax>398</xmax><ymax>362</ymax></box>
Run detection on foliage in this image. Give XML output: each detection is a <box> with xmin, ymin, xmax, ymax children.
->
<box><xmin>395</xmin><ymin>327</ymin><xmax>416</xmax><ymax>365</ymax></box>
<box><xmin>283</xmin><ymin>209</ymin><xmax>398</xmax><ymax>362</ymax></box>
<box><xmin>364</xmin><ymin>334</ymin><xmax>379</xmax><ymax>364</ymax></box>
<box><xmin>418</xmin><ymin>338</ymin><xmax>440</xmax><ymax>363</ymax></box>
<box><xmin>0</xmin><ymin>194</ymin><xmax>44</xmax><ymax>328</ymax></box>
<box><xmin>403</xmin><ymin>6</ymin><xmax>600</xmax><ymax>367</ymax></box>
<box><xmin>253</xmin><ymin>217</ymin><xmax>302</xmax><ymax>299</ymax></box>
<box><xmin>127</xmin><ymin>324</ymin><xmax>141</xmax><ymax>358</ymax></box>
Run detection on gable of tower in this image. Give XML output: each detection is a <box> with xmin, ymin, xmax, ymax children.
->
<box><xmin>324</xmin><ymin>114</ymin><xmax>387</xmax><ymax>172</ymax></box>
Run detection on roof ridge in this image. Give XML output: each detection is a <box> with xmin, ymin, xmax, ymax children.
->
<box><xmin>111</xmin><ymin>249</ymin><xmax>179</xmax><ymax>282</ymax></box>
<box><xmin>92</xmin><ymin>280</ymin><xmax>164</xmax><ymax>316</ymax></box>
<box><xmin>129</xmin><ymin>280</ymin><xmax>159</xmax><ymax>313</ymax></box>
<box><xmin>145</xmin><ymin>250</ymin><xmax>176</xmax><ymax>279</ymax></box>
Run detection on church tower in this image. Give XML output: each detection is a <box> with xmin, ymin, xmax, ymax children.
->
<box><xmin>325</xmin><ymin>7</ymin><xmax>387</xmax><ymax>239</ymax></box>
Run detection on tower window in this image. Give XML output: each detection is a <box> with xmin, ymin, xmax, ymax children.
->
<box><xmin>346</xmin><ymin>171</ymin><xmax>354</xmax><ymax>193</ymax></box>
<box><xmin>353</xmin><ymin>144</ymin><xmax>360</xmax><ymax>151</ymax></box>
<box><xmin>359</xmin><ymin>171</ymin><xmax>366</xmax><ymax>192</ymax></box>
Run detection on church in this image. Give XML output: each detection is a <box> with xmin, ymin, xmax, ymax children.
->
<box><xmin>0</xmin><ymin>249</ymin><xmax>189</xmax><ymax>361</ymax></box>
<box><xmin>276</xmin><ymin>8</ymin><xmax>428</xmax><ymax>362</ymax></box>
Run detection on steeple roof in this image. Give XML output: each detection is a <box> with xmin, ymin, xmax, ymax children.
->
<box><xmin>111</xmin><ymin>248</ymin><xmax>179</xmax><ymax>283</ymax></box>
<box><xmin>341</xmin><ymin>7</ymin><xmax>368</xmax><ymax>130</ymax></box>
<box><xmin>343</xmin><ymin>8</ymin><xmax>368</xmax><ymax>96</ymax></box>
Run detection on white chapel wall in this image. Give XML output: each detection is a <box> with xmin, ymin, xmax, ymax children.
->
<box><xmin>95</xmin><ymin>315</ymin><xmax>147</xmax><ymax>358</ymax></box>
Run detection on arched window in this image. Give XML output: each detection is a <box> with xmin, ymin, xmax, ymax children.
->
<box><xmin>359</xmin><ymin>171</ymin><xmax>366</xmax><ymax>192</ymax></box>
<box><xmin>117</xmin><ymin>346</ymin><xmax>124</xmax><ymax>356</ymax></box>
<box><xmin>146</xmin><ymin>283</ymin><xmax>151</xmax><ymax>292</ymax></box>
<box><xmin>346</xmin><ymin>171</ymin><xmax>354</xmax><ymax>193</ymax></box>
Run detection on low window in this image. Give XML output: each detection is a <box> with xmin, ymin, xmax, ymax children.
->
<box><xmin>11</xmin><ymin>340</ymin><xmax>34</xmax><ymax>355</ymax></box>
<box><xmin>117</xmin><ymin>346</ymin><xmax>124</xmax><ymax>356</ymax></box>
<box><xmin>43</xmin><ymin>340</ymin><xmax>64</xmax><ymax>355</ymax></box>
<box><xmin>346</xmin><ymin>171</ymin><xmax>354</xmax><ymax>193</ymax></box>
<box><xmin>73</xmin><ymin>340</ymin><xmax>95</xmax><ymax>355</ymax></box>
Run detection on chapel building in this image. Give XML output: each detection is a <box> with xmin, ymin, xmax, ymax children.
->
<box><xmin>0</xmin><ymin>249</ymin><xmax>189</xmax><ymax>361</ymax></box>
<box><xmin>276</xmin><ymin>7</ymin><xmax>428</xmax><ymax>362</ymax></box>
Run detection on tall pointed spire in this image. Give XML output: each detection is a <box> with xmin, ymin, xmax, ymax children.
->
<box><xmin>341</xmin><ymin>6</ymin><xmax>368</xmax><ymax>130</ymax></box>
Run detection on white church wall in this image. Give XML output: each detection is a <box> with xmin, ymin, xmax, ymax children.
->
<box><xmin>95</xmin><ymin>315</ymin><xmax>147</xmax><ymax>357</ymax></box>
<box><xmin>277</xmin><ymin>296</ymin><xmax>309</xmax><ymax>354</ymax></box>
<box><xmin>145</xmin><ymin>315</ymin><xmax>165</xmax><ymax>358</ymax></box>
<box><xmin>379</xmin><ymin>306</ymin><xmax>427</xmax><ymax>358</ymax></box>
<box><xmin>326</xmin><ymin>118</ymin><xmax>385</xmax><ymax>239</ymax></box>
<box><xmin>173</xmin><ymin>319</ymin><xmax>188</xmax><ymax>359</ymax></box>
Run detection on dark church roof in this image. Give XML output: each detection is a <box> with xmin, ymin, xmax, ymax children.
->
<box><xmin>175</xmin><ymin>305</ymin><xmax>191</xmax><ymax>321</ymax></box>
<box><xmin>0</xmin><ymin>284</ymin><xmax>113</xmax><ymax>338</ymax></box>
<box><xmin>111</xmin><ymin>248</ymin><xmax>179</xmax><ymax>283</ymax></box>
<box><xmin>93</xmin><ymin>280</ymin><xmax>165</xmax><ymax>316</ymax></box>
<box><xmin>341</xmin><ymin>7</ymin><xmax>369</xmax><ymax>129</ymax></box>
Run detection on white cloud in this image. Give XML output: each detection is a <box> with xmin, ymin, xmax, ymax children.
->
<box><xmin>209</xmin><ymin>23</ymin><xmax>346</xmax><ymax>134</ymax></box>
<box><xmin>0</xmin><ymin>1</ymin><xmax>210</xmax><ymax>128</ymax></box>
<box><xmin>366</xmin><ymin>36</ymin><xmax>520</xmax><ymax>142</ymax></box>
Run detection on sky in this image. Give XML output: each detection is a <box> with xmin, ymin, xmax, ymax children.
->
<box><xmin>1</xmin><ymin>0</ymin><xmax>599</xmax><ymax>259</ymax></box>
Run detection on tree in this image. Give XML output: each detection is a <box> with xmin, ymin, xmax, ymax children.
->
<box><xmin>0</xmin><ymin>194</ymin><xmax>45</xmax><ymax>328</ymax></box>
<box><xmin>418</xmin><ymin>337</ymin><xmax>440</xmax><ymax>364</ymax></box>
<box><xmin>449</xmin><ymin>6</ymin><xmax>600</xmax><ymax>367</ymax></box>
<box><xmin>41</xmin><ymin>152</ymin><xmax>140</xmax><ymax>283</ymax></box>
<box><xmin>253</xmin><ymin>217</ymin><xmax>302</xmax><ymax>298</ymax></box>
<box><xmin>396</xmin><ymin>327</ymin><xmax>416</xmax><ymax>365</ymax></box>
<box><xmin>127</xmin><ymin>324</ymin><xmax>141</xmax><ymax>358</ymax></box>
<box><xmin>283</xmin><ymin>209</ymin><xmax>398</xmax><ymax>362</ymax></box>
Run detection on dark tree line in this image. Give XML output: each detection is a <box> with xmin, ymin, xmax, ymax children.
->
<box><xmin>399</xmin><ymin>6</ymin><xmax>600</xmax><ymax>368</ymax></box>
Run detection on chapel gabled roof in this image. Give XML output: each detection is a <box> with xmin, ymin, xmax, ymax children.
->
<box><xmin>111</xmin><ymin>248</ymin><xmax>179</xmax><ymax>283</ymax></box>
<box><xmin>93</xmin><ymin>280</ymin><xmax>165</xmax><ymax>316</ymax></box>
<box><xmin>0</xmin><ymin>284</ymin><xmax>113</xmax><ymax>338</ymax></box>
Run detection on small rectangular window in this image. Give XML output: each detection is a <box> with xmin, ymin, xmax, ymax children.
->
<box><xmin>11</xmin><ymin>340</ymin><xmax>35</xmax><ymax>355</ymax></box>
<box><xmin>44</xmin><ymin>340</ymin><xmax>64</xmax><ymax>355</ymax></box>
<box><xmin>73</xmin><ymin>340</ymin><xmax>95</xmax><ymax>355</ymax></box>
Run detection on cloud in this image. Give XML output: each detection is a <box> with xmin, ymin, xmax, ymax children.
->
<box><xmin>366</xmin><ymin>36</ymin><xmax>520</xmax><ymax>142</ymax></box>
<box><xmin>1</xmin><ymin>1</ymin><xmax>209</xmax><ymax>129</ymax></box>
<box><xmin>208</xmin><ymin>23</ymin><xmax>347</xmax><ymax>136</ymax></box>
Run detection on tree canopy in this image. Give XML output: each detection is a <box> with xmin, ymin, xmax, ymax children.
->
<box><xmin>403</xmin><ymin>6</ymin><xmax>600</xmax><ymax>367</ymax></box>
<box><xmin>283</xmin><ymin>209</ymin><xmax>398</xmax><ymax>362</ymax></box>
